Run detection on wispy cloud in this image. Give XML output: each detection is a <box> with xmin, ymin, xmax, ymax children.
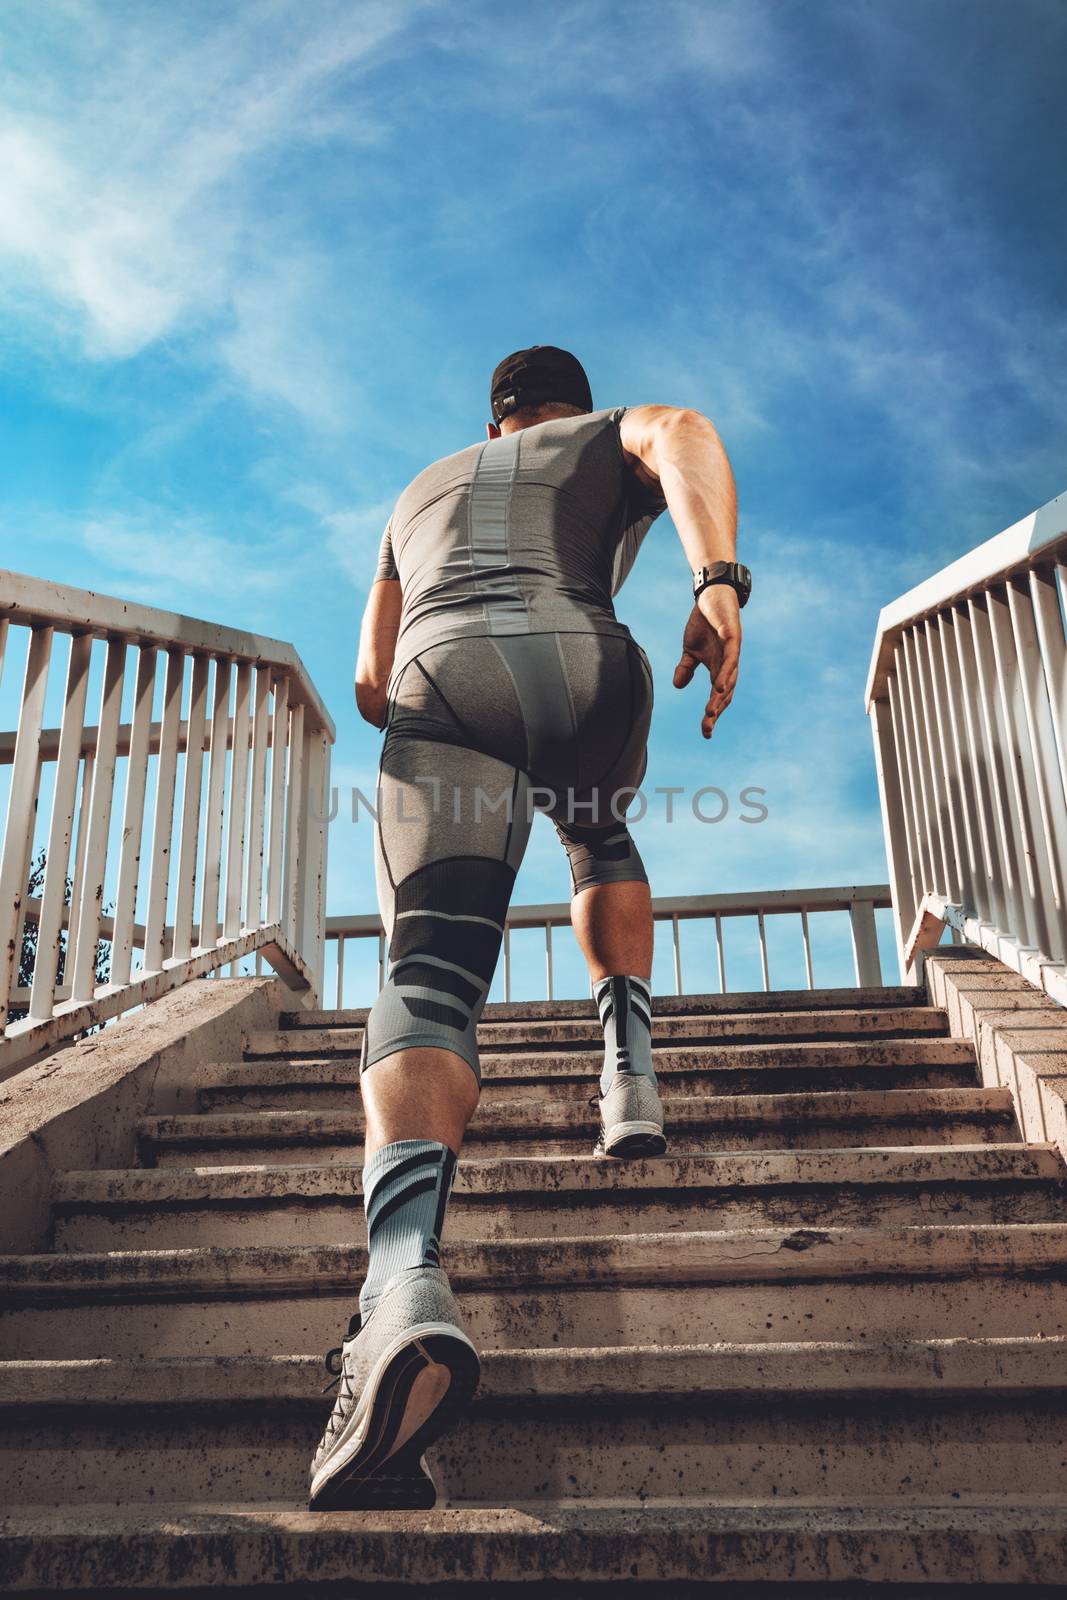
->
<box><xmin>0</xmin><ymin>0</ymin><xmax>415</xmax><ymax>406</ymax></box>
<box><xmin>82</xmin><ymin>511</ymin><xmax>290</xmax><ymax>606</ymax></box>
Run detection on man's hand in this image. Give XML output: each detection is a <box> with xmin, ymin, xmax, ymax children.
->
<box><xmin>673</xmin><ymin>586</ymin><xmax>742</xmax><ymax>739</ymax></box>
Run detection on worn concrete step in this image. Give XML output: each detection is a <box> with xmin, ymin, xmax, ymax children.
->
<box><xmin>4</xmin><ymin>1500</ymin><xmax>1067</xmax><ymax>1593</ymax></box>
<box><xmin>50</xmin><ymin>1145</ymin><xmax>1067</xmax><ymax>1251</ymax></box>
<box><xmin>141</xmin><ymin>1087</ymin><xmax>1018</xmax><ymax>1168</ymax></box>
<box><xmin>2</xmin><ymin>1338</ymin><xmax>1065</xmax><ymax>1508</ymax></box>
<box><xmin>285</xmin><ymin>984</ymin><xmax>928</xmax><ymax>1028</ymax></box>
<box><xmin>248</xmin><ymin>1006</ymin><xmax>950</xmax><ymax>1060</ymax></box>
<box><xmin>201</xmin><ymin>1037</ymin><xmax>980</xmax><ymax>1111</ymax></box>
<box><xmin>4</xmin><ymin>1223</ymin><xmax>1067</xmax><ymax>1359</ymax></box>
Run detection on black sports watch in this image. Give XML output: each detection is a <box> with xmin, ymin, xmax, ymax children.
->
<box><xmin>693</xmin><ymin>561</ymin><xmax>752</xmax><ymax>608</ymax></box>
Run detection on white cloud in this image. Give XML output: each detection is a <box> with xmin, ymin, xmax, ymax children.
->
<box><xmin>0</xmin><ymin>0</ymin><xmax>415</xmax><ymax>394</ymax></box>
<box><xmin>82</xmin><ymin>512</ymin><xmax>289</xmax><ymax>605</ymax></box>
<box><xmin>319</xmin><ymin>500</ymin><xmax>395</xmax><ymax>586</ymax></box>
<box><xmin>277</xmin><ymin>483</ymin><xmax>394</xmax><ymax>588</ymax></box>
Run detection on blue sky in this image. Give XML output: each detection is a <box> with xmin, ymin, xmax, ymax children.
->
<box><xmin>1</xmin><ymin>0</ymin><xmax>1064</xmax><ymax>997</ymax></box>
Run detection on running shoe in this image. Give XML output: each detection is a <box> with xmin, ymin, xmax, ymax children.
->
<box><xmin>308</xmin><ymin>1265</ymin><xmax>480</xmax><ymax>1511</ymax></box>
<box><xmin>592</xmin><ymin>1071</ymin><xmax>668</xmax><ymax>1158</ymax></box>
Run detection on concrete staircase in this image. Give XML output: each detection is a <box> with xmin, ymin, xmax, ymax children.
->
<box><xmin>3</xmin><ymin>983</ymin><xmax>1067</xmax><ymax>1593</ymax></box>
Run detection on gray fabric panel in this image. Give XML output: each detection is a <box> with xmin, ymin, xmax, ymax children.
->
<box><xmin>478</xmin><ymin>573</ymin><xmax>529</xmax><ymax>635</ymax></box>
<box><xmin>388</xmin><ymin>951</ymin><xmax>487</xmax><ymax>990</ymax></box>
<box><xmin>567</xmin><ymin>837</ymin><xmax>649</xmax><ymax>893</ymax></box>
<box><xmin>377</xmin><ymin>734</ymin><xmax>518</xmax><ymax>887</ymax></box>
<box><xmin>358</xmin><ymin>1139</ymin><xmax>454</xmax><ymax>1314</ymax></box>
<box><xmin>469</xmin><ymin>433</ymin><xmax>520</xmax><ymax>569</ymax></box>
<box><xmin>468</xmin><ymin>430</ymin><xmax>529</xmax><ymax>636</ymax></box>
<box><xmin>362</xmin><ymin>973</ymin><xmax>483</xmax><ymax>1083</ymax></box>
<box><xmin>490</xmin><ymin>634</ymin><xmax>575</xmax><ymax>782</ymax></box>
<box><xmin>506</xmin><ymin>771</ymin><xmax>533</xmax><ymax>875</ymax></box>
<box><xmin>394</xmin><ymin>908</ymin><xmax>504</xmax><ymax>933</ymax></box>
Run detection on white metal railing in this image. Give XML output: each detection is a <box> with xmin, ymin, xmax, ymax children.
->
<box><xmin>0</xmin><ymin>569</ymin><xmax>334</xmax><ymax>1074</ymax></box>
<box><xmin>866</xmin><ymin>489</ymin><xmax>1067</xmax><ymax>1005</ymax></box>
<box><xmin>325</xmin><ymin>884</ymin><xmax>893</xmax><ymax>1008</ymax></box>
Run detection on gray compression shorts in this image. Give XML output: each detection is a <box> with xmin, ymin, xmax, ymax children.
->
<box><xmin>363</xmin><ymin>631</ymin><xmax>653</xmax><ymax>1085</ymax></box>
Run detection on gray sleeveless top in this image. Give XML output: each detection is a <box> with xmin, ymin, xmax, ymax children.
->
<box><xmin>375</xmin><ymin>406</ymin><xmax>666</xmax><ymax>685</ymax></box>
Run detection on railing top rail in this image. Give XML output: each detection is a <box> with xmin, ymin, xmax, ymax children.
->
<box><xmin>0</xmin><ymin>568</ymin><xmax>335</xmax><ymax>739</ymax></box>
<box><xmin>865</xmin><ymin>488</ymin><xmax>1067</xmax><ymax>707</ymax></box>
<box><xmin>325</xmin><ymin>884</ymin><xmax>892</xmax><ymax>937</ymax></box>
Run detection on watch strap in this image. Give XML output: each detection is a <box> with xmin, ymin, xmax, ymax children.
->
<box><xmin>693</xmin><ymin>561</ymin><xmax>751</xmax><ymax>608</ymax></box>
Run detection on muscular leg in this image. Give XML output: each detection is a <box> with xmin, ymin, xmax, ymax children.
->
<box><xmin>549</xmin><ymin>637</ymin><xmax>660</xmax><ymax>1141</ymax></box>
<box><xmin>555</xmin><ymin>821</ymin><xmax>658</xmax><ymax>1104</ymax></box>
<box><xmin>571</xmin><ymin>878</ymin><xmax>653</xmax><ymax>982</ymax></box>
<box><xmin>361</xmin><ymin>1047</ymin><xmax>479</xmax><ymax>1163</ymax></box>
<box><xmin>356</xmin><ymin>648</ymin><xmax>532</xmax><ymax>1316</ymax></box>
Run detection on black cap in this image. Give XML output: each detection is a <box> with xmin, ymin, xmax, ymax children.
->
<box><xmin>490</xmin><ymin>345</ymin><xmax>593</xmax><ymax>423</ymax></box>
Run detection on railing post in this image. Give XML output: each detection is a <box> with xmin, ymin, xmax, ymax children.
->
<box><xmin>199</xmin><ymin>658</ymin><xmax>230</xmax><ymax>952</ymax></box>
<box><xmin>0</xmin><ymin>626</ymin><xmax>53</xmax><ymax>1027</ymax></box>
<box><xmin>144</xmin><ymin>647</ymin><xmax>184</xmax><ymax>973</ymax></box>
<box><xmin>171</xmin><ymin>654</ymin><xmax>210</xmax><ymax>963</ymax></box>
<box><xmin>869</xmin><ymin>696</ymin><xmax>913</xmax><ymax>980</ymax></box>
<box><xmin>266</xmin><ymin>675</ymin><xmax>290</xmax><ymax>927</ymax></box>
<box><xmin>283</xmin><ymin>702</ymin><xmax>306</xmax><ymax>950</ymax></box>
<box><xmin>245</xmin><ymin>666</ymin><xmax>272</xmax><ymax>930</ymax></box>
<box><xmin>295</xmin><ymin>724</ymin><xmax>330</xmax><ymax>1002</ymax></box>
<box><xmin>799</xmin><ymin>909</ymin><xmax>814</xmax><ymax>989</ymax></box>
<box><xmin>1004</xmin><ymin>577</ymin><xmax>1067</xmax><ymax>963</ymax></box>
<box><xmin>969</xmin><ymin>594</ymin><xmax>1042</xmax><ymax>954</ymax></box>
<box><xmin>70</xmin><ymin>638</ymin><xmax>125</xmax><ymax>1003</ymax></box>
<box><xmin>223</xmin><ymin>663</ymin><xmax>252</xmax><ymax>943</ymax></box>
<box><xmin>714</xmin><ymin>913</ymin><xmax>726</xmax><ymax>993</ymax></box>
<box><xmin>756</xmin><ymin>911</ymin><xmax>769</xmax><ymax>992</ymax></box>
<box><xmin>110</xmin><ymin>647</ymin><xmax>157</xmax><ymax>986</ymax></box>
<box><xmin>849</xmin><ymin>898</ymin><xmax>882</xmax><ymax>988</ymax></box>
<box><xmin>953</xmin><ymin>601</ymin><xmax>1010</xmax><ymax>933</ymax></box>
<box><xmin>29</xmin><ymin>634</ymin><xmax>92</xmax><ymax>1021</ymax></box>
<box><xmin>65</xmin><ymin>755</ymin><xmax>94</xmax><ymax>985</ymax></box>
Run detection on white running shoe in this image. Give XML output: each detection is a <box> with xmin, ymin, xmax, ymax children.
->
<box><xmin>592</xmin><ymin>1071</ymin><xmax>668</xmax><ymax>1158</ymax></box>
<box><xmin>308</xmin><ymin>1265</ymin><xmax>480</xmax><ymax>1511</ymax></box>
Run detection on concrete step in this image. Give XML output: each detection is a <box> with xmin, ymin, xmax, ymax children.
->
<box><xmin>201</xmin><ymin>1037</ymin><xmax>980</xmax><ymax>1111</ymax></box>
<box><xmin>2</xmin><ymin>1338</ymin><xmax>1065</xmax><ymax>1508</ymax></box>
<box><xmin>50</xmin><ymin>1145</ymin><xmax>1067</xmax><ymax>1251</ymax></box>
<box><xmin>284</xmin><ymin>983</ymin><xmax>928</xmax><ymax>1027</ymax></box>
<box><xmin>5</xmin><ymin>1223</ymin><xmax>1066</xmax><ymax>1359</ymax></box>
<box><xmin>140</xmin><ymin>1087</ymin><xmax>1018</xmax><ymax>1167</ymax></box>
<box><xmin>247</xmin><ymin>1006</ymin><xmax>950</xmax><ymax>1059</ymax></box>
<box><xmin>4</xmin><ymin>1500</ymin><xmax>1067</xmax><ymax>1592</ymax></box>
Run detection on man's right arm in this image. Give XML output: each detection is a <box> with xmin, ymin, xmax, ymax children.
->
<box><xmin>355</xmin><ymin>580</ymin><xmax>401</xmax><ymax>728</ymax></box>
<box><xmin>355</xmin><ymin>517</ymin><xmax>403</xmax><ymax>728</ymax></box>
<box><xmin>618</xmin><ymin>405</ymin><xmax>742</xmax><ymax>740</ymax></box>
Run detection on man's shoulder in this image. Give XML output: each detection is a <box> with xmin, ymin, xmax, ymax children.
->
<box><xmin>396</xmin><ymin>438</ymin><xmax>483</xmax><ymax>505</ymax></box>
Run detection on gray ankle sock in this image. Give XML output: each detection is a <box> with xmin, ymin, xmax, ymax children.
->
<box><xmin>359</xmin><ymin>1139</ymin><xmax>457</xmax><ymax>1319</ymax></box>
<box><xmin>594</xmin><ymin>975</ymin><xmax>655</xmax><ymax>1095</ymax></box>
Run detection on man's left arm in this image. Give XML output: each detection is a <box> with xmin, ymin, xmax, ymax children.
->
<box><xmin>618</xmin><ymin>405</ymin><xmax>742</xmax><ymax>739</ymax></box>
